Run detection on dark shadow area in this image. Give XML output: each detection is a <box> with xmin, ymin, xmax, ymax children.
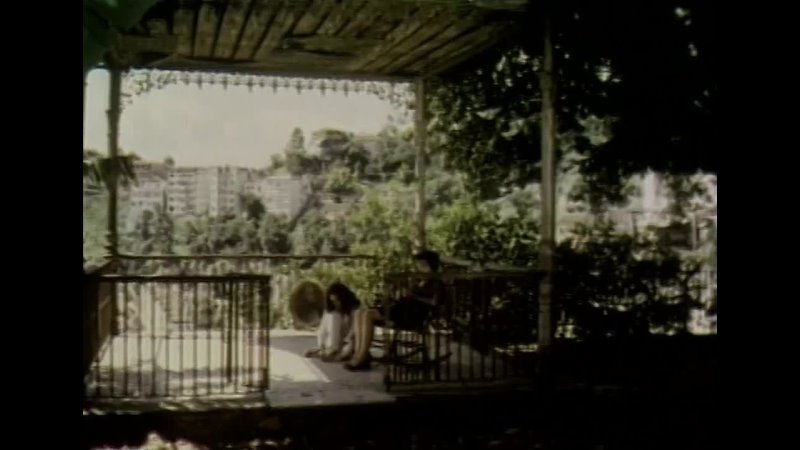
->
<box><xmin>86</xmin><ymin>335</ymin><xmax>717</xmax><ymax>449</ymax></box>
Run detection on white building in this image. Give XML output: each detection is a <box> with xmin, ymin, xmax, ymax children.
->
<box><xmin>245</xmin><ymin>175</ymin><xmax>311</xmax><ymax>219</ymax></box>
<box><xmin>166</xmin><ymin>166</ymin><xmax>255</xmax><ymax>218</ymax></box>
<box><xmin>116</xmin><ymin>161</ymin><xmax>309</xmax><ymax>223</ymax></box>
<box><xmin>167</xmin><ymin>167</ymin><xmax>200</xmax><ymax>216</ymax></box>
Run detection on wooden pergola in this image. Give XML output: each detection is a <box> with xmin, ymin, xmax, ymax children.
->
<box><xmin>89</xmin><ymin>0</ymin><xmax>558</xmax><ymax>360</ymax></box>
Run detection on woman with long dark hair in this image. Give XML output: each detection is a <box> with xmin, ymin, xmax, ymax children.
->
<box><xmin>305</xmin><ymin>282</ymin><xmax>361</xmax><ymax>361</ymax></box>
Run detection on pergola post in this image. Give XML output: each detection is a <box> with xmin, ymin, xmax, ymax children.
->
<box><xmin>537</xmin><ymin>4</ymin><xmax>557</xmax><ymax>366</ymax></box>
<box><xmin>83</xmin><ymin>72</ymin><xmax>88</xmax><ymax>125</ymax></box>
<box><xmin>414</xmin><ymin>77</ymin><xmax>428</xmax><ymax>251</ymax></box>
<box><xmin>106</xmin><ymin>66</ymin><xmax>122</xmax><ymax>258</ymax></box>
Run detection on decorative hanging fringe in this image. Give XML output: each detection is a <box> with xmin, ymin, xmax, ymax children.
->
<box><xmin>121</xmin><ymin>69</ymin><xmax>412</xmax><ymax>103</ymax></box>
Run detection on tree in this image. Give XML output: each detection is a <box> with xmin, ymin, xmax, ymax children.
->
<box><xmin>239</xmin><ymin>193</ymin><xmax>266</xmax><ymax>223</ymax></box>
<box><xmin>312</xmin><ymin>129</ymin><xmax>352</xmax><ymax>163</ymax></box>
<box><xmin>125</xmin><ymin>200</ymin><xmax>174</xmax><ymax>255</ymax></box>
<box><xmin>427</xmin><ymin>0</ymin><xmax>715</xmax><ymax>204</ymax></box>
<box><xmin>346</xmin><ymin>185</ymin><xmax>417</xmax><ymax>271</ymax></box>
<box><xmin>284</xmin><ymin>127</ymin><xmax>305</xmax><ymax>154</ymax></box>
<box><xmin>83</xmin><ymin>0</ymin><xmax>159</xmax><ymax>73</ymax></box>
<box><xmin>84</xmin><ymin>191</ymin><xmax>110</xmax><ymax>267</ymax></box>
<box><xmin>180</xmin><ymin>215</ymin><xmax>213</xmax><ymax>255</ymax></box>
<box><xmin>259</xmin><ymin>213</ymin><xmax>293</xmax><ymax>254</ymax></box>
<box><xmin>364</xmin><ymin>118</ymin><xmax>417</xmax><ymax>181</ymax></box>
<box><xmin>324</xmin><ymin>166</ymin><xmax>359</xmax><ymax>197</ymax></box>
<box><xmin>83</xmin><ymin>149</ymin><xmax>137</xmax><ymax>190</ymax></box>
<box><xmin>429</xmin><ymin>198</ymin><xmax>539</xmax><ymax>267</ymax></box>
<box><xmin>268</xmin><ymin>154</ymin><xmax>286</xmax><ymax>174</ymax></box>
<box><xmin>328</xmin><ymin>217</ymin><xmax>354</xmax><ymax>254</ymax></box>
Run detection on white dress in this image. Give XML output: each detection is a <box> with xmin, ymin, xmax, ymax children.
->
<box><xmin>317</xmin><ymin>310</ymin><xmax>354</xmax><ymax>356</ymax></box>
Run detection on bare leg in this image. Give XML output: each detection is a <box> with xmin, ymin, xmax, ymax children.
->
<box><xmin>350</xmin><ymin>309</ymin><xmax>364</xmax><ymax>357</ymax></box>
<box><xmin>323</xmin><ymin>312</ymin><xmax>343</xmax><ymax>357</ymax></box>
<box><xmin>339</xmin><ymin>315</ymin><xmax>355</xmax><ymax>360</ymax></box>
<box><xmin>351</xmin><ymin>310</ymin><xmax>379</xmax><ymax>364</ymax></box>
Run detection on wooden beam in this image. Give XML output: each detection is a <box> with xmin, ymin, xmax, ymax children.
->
<box><xmin>537</xmin><ymin>4</ymin><xmax>557</xmax><ymax>363</ymax></box>
<box><xmin>378</xmin><ymin>11</ymin><xmax>485</xmax><ymax>75</ymax></box>
<box><xmin>173</xmin><ymin>7</ymin><xmax>196</xmax><ymax>56</ymax></box>
<box><xmin>145</xmin><ymin>19</ymin><xmax>169</xmax><ymax>37</ymax></box>
<box><xmin>414</xmin><ymin>77</ymin><xmax>428</xmax><ymax>251</ymax></box>
<box><xmin>317</xmin><ymin>0</ymin><xmax>368</xmax><ymax>36</ymax></box>
<box><xmin>281</xmin><ymin>36</ymin><xmax>383</xmax><ymax>54</ymax></box>
<box><xmin>472</xmin><ymin>0</ymin><xmax>529</xmax><ymax>10</ymax></box>
<box><xmin>118</xmin><ymin>35</ymin><xmax>177</xmax><ymax>55</ymax></box>
<box><xmin>337</xmin><ymin>0</ymin><xmax>383</xmax><ymax>37</ymax></box>
<box><xmin>213</xmin><ymin>0</ymin><xmax>252</xmax><ymax>59</ymax></box>
<box><xmin>106</xmin><ymin>67</ymin><xmax>122</xmax><ymax>258</ymax></box>
<box><xmin>292</xmin><ymin>0</ymin><xmax>338</xmax><ymax>36</ymax></box>
<box><xmin>396</xmin><ymin>0</ymin><xmax>529</xmax><ymax>11</ymax></box>
<box><xmin>258</xmin><ymin>49</ymin><xmax>358</xmax><ymax>70</ymax></box>
<box><xmin>415</xmin><ymin>22</ymin><xmax>511</xmax><ymax>75</ymax></box>
<box><xmin>349</xmin><ymin>6</ymin><xmax>440</xmax><ymax>71</ymax></box>
<box><xmin>253</xmin><ymin>2</ymin><xmax>308</xmax><ymax>61</ymax></box>
<box><xmin>193</xmin><ymin>2</ymin><xmax>222</xmax><ymax>59</ymax></box>
<box><xmin>358</xmin><ymin>12</ymin><xmax>402</xmax><ymax>40</ymax></box>
<box><xmin>234</xmin><ymin>0</ymin><xmax>278</xmax><ymax>60</ymax></box>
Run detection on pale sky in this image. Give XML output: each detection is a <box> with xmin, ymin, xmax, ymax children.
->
<box><xmin>84</xmin><ymin>69</ymin><xmax>406</xmax><ymax>168</ymax></box>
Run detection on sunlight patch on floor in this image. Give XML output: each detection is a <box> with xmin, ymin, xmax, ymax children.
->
<box><xmin>270</xmin><ymin>347</ymin><xmax>330</xmax><ymax>383</ymax></box>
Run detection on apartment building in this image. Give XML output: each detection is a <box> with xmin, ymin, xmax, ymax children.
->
<box><xmin>245</xmin><ymin>175</ymin><xmax>311</xmax><ymax>219</ymax></box>
<box><xmin>165</xmin><ymin>166</ymin><xmax>254</xmax><ymax>217</ymax></box>
<box><xmin>109</xmin><ymin>160</ymin><xmax>308</xmax><ymax>227</ymax></box>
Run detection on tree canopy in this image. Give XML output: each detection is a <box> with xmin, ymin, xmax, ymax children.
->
<box><xmin>83</xmin><ymin>0</ymin><xmax>158</xmax><ymax>73</ymax></box>
<box><xmin>428</xmin><ymin>0</ymin><xmax>715</xmax><ymax>205</ymax></box>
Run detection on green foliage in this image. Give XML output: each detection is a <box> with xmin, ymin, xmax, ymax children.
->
<box><xmin>124</xmin><ymin>204</ymin><xmax>174</xmax><ymax>255</ymax></box>
<box><xmin>556</xmin><ymin>220</ymin><xmax>704</xmax><ymax>338</ymax></box>
<box><xmin>83</xmin><ymin>191</ymin><xmax>110</xmax><ymax>268</ymax></box>
<box><xmin>307</xmin><ymin>128</ymin><xmax>373</xmax><ymax>178</ymax></box>
<box><xmin>295</xmin><ymin>211</ymin><xmax>331</xmax><ymax>254</ymax></box>
<box><xmin>180</xmin><ymin>215</ymin><xmax>214</xmax><ymax>254</ymax></box>
<box><xmin>364</xmin><ymin>117</ymin><xmax>417</xmax><ymax>181</ymax></box>
<box><xmin>346</xmin><ymin>185</ymin><xmax>418</xmax><ymax>277</ymax></box>
<box><xmin>259</xmin><ymin>213</ymin><xmax>293</xmax><ymax>254</ymax></box>
<box><xmin>83</xmin><ymin>0</ymin><xmax>159</xmax><ymax>73</ymax></box>
<box><xmin>282</xmin><ymin>127</ymin><xmax>322</xmax><ymax>176</ymax></box>
<box><xmin>324</xmin><ymin>165</ymin><xmax>359</xmax><ymax>197</ymax></box>
<box><xmin>285</xmin><ymin>148</ymin><xmax>321</xmax><ymax>177</ymax></box>
<box><xmin>427</xmin><ymin>0</ymin><xmax>715</xmax><ymax>203</ymax></box>
<box><xmin>238</xmin><ymin>193</ymin><xmax>266</xmax><ymax>222</ymax></box>
<box><xmin>268</xmin><ymin>153</ymin><xmax>285</xmax><ymax>173</ymax></box>
<box><xmin>429</xmin><ymin>198</ymin><xmax>539</xmax><ymax>267</ymax></box>
<box><xmin>284</xmin><ymin>127</ymin><xmax>305</xmax><ymax>154</ymax></box>
<box><xmin>83</xmin><ymin>149</ymin><xmax>138</xmax><ymax>190</ymax></box>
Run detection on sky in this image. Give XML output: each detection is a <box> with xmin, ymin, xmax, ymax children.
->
<box><xmin>83</xmin><ymin>69</ymin><xmax>406</xmax><ymax>168</ymax></box>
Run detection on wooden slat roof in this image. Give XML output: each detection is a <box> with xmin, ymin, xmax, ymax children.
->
<box><xmin>112</xmin><ymin>0</ymin><xmax>528</xmax><ymax>79</ymax></box>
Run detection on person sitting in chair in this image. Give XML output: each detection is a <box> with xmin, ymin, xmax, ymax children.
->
<box><xmin>344</xmin><ymin>250</ymin><xmax>441</xmax><ymax>371</ymax></box>
<box><xmin>304</xmin><ymin>282</ymin><xmax>360</xmax><ymax>362</ymax></box>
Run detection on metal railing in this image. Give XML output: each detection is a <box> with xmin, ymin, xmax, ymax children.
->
<box><xmin>115</xmin><ymin>254</ymin><xmax>381</xmax><ymax>329</ymax></box>
<box><xmin>83</xmin><ymin>263</ymin><xmax>116</xmax><ymax>376</ymax></box>
<box><xmin>382</xmin><ymin>271</ymin><xmax>541</xmax><ymax>389</ymax></box>
<box><xmin>84</xmin><ymin>273</ymin><xmax>271</xmax><ymax>399</ymax></box>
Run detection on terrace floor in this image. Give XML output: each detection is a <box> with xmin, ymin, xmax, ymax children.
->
<box><xmin>84</xmin><ymin>327</ymin><xmax>525</xmax><ymax>415</ymax></box>
<box><xmin>85</xmin><ymin>329</ymin><xmax>392</xmax><ymax>413</ymax></box>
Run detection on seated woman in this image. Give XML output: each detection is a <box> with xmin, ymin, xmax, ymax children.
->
<box><xmin>344</xmin><ymin>250</ymin><xmax>441</xmax><ymax>371</ymax></box>
<box><xmin>305</xmin><ymin>282</ymin><xmax>361</xmax><ymax>362</ymax></box>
